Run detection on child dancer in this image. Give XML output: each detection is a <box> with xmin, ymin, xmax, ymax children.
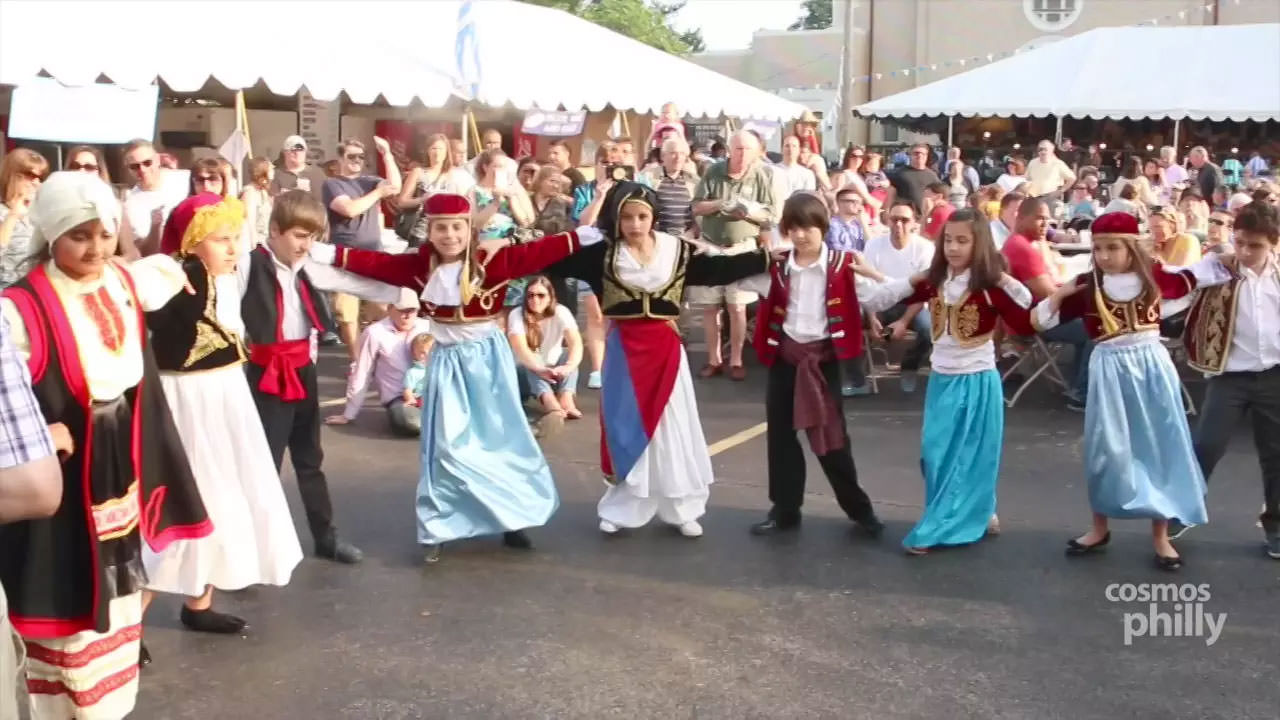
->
<box><xmin>142</xmin><ymin>193</ymin><xmax>304</xmax><ymax>644</ymax></box>
<box><xmin>547</xmin><ymin>182</ymin><xmax>772</xmax><ymax>537</ymax></box>
<box><xmin>237</xmin><ymin>190</ymin><xmax>404</xmax><ymax>565</ymax></box>
<box><xmin>1181</xmin><ymin>201</ymin><xmax>1280</xmax><ymax>558</ymax></box>
<box><xmin>738</xmin><ymin>193</ymin><xmax>915</xmax><ymax>538</ymax></box>
<box><xmin>851</xmin><ymin>208</ymin><xmax>1035</xmax><ymax>554</ymax></box>
<box><xmin>311</xmin><ymin>193</ymin><xmax>602</xmax><ymax>562</ymax></box>
<box><xmin>1035</xmin><ymin>212</ymin><xmax>1207</xmax><ymax>570</ymax></box>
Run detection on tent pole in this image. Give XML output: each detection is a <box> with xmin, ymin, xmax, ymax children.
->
<box><xmin>1054</xmin><ymin>116</ymin><xmax>1063</xmax><ymax>145</ymax></box>
<box><xmin>461</xmin><ymin>105</ymin><xmax>469</xmax><ymax>158</ymax></box>
<box><xmin>1173</xmin><ymin>118</ymin><xmax>1181</xmax><ymax>152</ymax></box>
<box><xmin>946</xmin><ymin>115</ymin><xmax>954</xmax><ymax>148</ymax></box>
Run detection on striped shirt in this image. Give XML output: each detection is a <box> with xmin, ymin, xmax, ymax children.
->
<box><xmin>0</xmin><ymin>312</ymin><xmax>53</xmax><ymax>469</ymax></box>
<box><xmin>655</xmin><ymin>174</ymin><xmax>693</xmax><ymax>234</ymax></box>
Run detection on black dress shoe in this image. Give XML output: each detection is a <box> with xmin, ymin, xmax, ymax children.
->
<box><xmin>180</xmin><ymin>606</ymin><xmax>248</xmax><ymax>635</ymax></box>
<box><xmin>138</xmin><ymin>642</ymin><xmax>151</xmax><ymax>668</ymax></box>
<box><xmin>852</xmin><ymin>514</ymin><xmax>885</xmax><ymax>539</ymax></box>
<box><xmin>316</xmin><ymin>536</ymin><xmax>364</xmax><ymax>564</ymax></box>
<box><xmin>1065</xmin><ymin>531</ymin><xmax>1111</xmax><ymax>556</ymax></box>
<box><xmin>1154</xmin><ymin>553</ymin><xmax>1182</xmax><ymax>571</ymax></box>
<box><xmin>502</xmin><ymin>530</ymin><xmax>533</xmax><ymax>549</ymax></box>
<box><xmin>749</xmin><ymin>517</ymin><xmax>800</xmax><ymax>536</ymax></box>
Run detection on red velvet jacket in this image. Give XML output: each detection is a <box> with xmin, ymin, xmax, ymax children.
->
<box><xmin>903</xmin><ymin>278</ymin><xmax>1035</xmax><ymax>344</ymax></box>
<box><xmin>753</xmin><ymin>250</ymin><xmax>864</xmax><ymax>366</ymax></box>
<box><xmin>1031</xmin><ymin>263</ymin><xmax>1197</xmax><ymax>341</ymax></box>
<box><xmin>332</xmin><ymin>231</ymin><xmax>583</xmax><ymax>322</ymax></box>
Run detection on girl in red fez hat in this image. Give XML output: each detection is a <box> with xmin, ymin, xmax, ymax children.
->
<box><xmin>1035</xmin><ymin>211</ymin><xmax>1217</xmax><ymax>570</ymax></box>
<box><xmin>140</xmin><ymin>193</ymin><xmax>303</xmax><ymax>652</ymax></box>
<box><xmin>310</xmin><ymin>191</ymin><xmax>604</xmax><ymax>563</ymax></box>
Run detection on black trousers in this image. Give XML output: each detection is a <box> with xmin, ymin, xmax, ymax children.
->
<box><xmin>1192</xmin><ymin>366</ymin><xmax>1280</xmax><ymax>533</ymax></box>
<box><xmin>247</xmin><ymin>362</ymin><xmax>335</xmax><ymax>544</ymax></box>
<box><xmin>765</xmin><ymin>358</ymin><xmax>874</xmax><ymax>524</ymax></box>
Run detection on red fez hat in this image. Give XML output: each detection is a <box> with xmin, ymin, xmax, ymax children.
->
<box><xmin>1090</xmin><ymin>211</ymin><xmax>1141</xmax><ymax>238</ymax></box>
<box><xmin>161</xmin><ymin>192</ymin><xmax>225</xmax><ymax>256</ymax></box>
<box><xmin>423</xmin><ymin>193</ymin><xmax>471</xmax><ymax>219</ymax></box>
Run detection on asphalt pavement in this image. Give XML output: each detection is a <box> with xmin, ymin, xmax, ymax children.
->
<box><xmin>134</xmin><ymin>344</ymin><xmax>1280</xmax><ymax>720</ymax></box>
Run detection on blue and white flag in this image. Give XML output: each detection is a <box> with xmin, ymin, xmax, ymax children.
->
<box><xmin>455</xmin><ymin>0</ymin><xmax>481</xmax><ymax>100</ymax></box>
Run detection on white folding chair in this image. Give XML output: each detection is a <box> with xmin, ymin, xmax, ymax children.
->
<box><xmin>1001</xmin><ymin>336</ymin><xmax>1069</xmax><ymax>408</ymax></box>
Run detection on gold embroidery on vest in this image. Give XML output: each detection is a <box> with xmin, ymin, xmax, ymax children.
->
<box><xmin>183</xmin><ymin>273</ymin><xmax>233</xmax><ymax>368</ymax></box>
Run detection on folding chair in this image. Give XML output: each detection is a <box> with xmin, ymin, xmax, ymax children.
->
<box><xmin>1001</xmin><ymin>335</ymin><xmax>1069</xmax><ymax>408</ymax></box>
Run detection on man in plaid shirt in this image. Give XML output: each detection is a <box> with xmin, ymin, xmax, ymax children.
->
<box><xmin>0</xmin><ymin>312</ymin><xmax>65</xmax><ymax>720</ymax></box>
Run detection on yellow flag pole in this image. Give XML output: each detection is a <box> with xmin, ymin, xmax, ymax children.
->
<box><xmin>467</xmin><ymin>109</ymin><xmax>482</xmax><ymax>157</ymax></box>
<box><xmin>235</xmin><ymin>90</ymin><xmax>252</xmax><ymax>157</ymax></box>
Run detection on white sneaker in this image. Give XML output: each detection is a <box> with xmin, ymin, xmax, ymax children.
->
<box><xmin>587</xmin><ymin>371</ymin><xmax>602</xmax><ymax>389</ymax></box>
<box><xmin>678</xmin><ymin>521</ymin><xmax>704</xmax><ymax>538</ymax></box>
<box><xmin>598</xmin><ymin>519</ymin><xmax>619</xmax><ymax>534</ymax></box>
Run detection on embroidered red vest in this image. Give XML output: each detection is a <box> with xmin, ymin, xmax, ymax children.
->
<box><xmin>752</xmin><ymin>251</ymin><xmax>864</xmax><ymax>366</ymax></box>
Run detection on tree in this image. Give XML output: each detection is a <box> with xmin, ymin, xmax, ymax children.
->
<box><xmin>520</xmin><ymin>0</ymin><xmax>704</xmax><ymax>55</ymax></box>
<box><xmin>788</xmin><ymin>0</ymin><xmax>832</xmax><ymax>30</ymax></box>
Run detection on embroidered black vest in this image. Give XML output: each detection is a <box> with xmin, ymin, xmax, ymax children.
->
<box><xmin>242</xmin><ymin>247</ymin><xmax>333</xmax><ymax>346</ymax></box>
<box><xmin>147</xmin><ymin>258</ymin><xmax>247</xmax><ymax>372</ymax></box>
<box><xmin>598</xmin><ymin>240</ymin><xmax>690</xmax><ymax>320</ymax></box>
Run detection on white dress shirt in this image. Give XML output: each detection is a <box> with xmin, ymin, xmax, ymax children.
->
<box><xmin>1189</xmin><ymin>255</ymin><xmax>1280</xmax><ymax>374</ymax></box>
<box><xmin>932</xmin><ymin>271</ymin><xmax>1032</xmax><ymax>375</ymax></box>
<box><xmin>234</xmin><ymin>244</ymin><xmax>401</xmax><ymax>360</ymax></box>
<box><xmin>737</xmin><ymin>243</ymin><xmax>912</xmax><ymax>343</ymax></box>
<box><xmin>344</xmin><ymin>315</ymin><xmax>432</xmax><ymax>419</ymax></box>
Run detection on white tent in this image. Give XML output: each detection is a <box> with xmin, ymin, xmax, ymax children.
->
<box><xmin>0</xmin><ymin>0</ymin><xmax>457</xmax><ymax>105</ymax></box>
<box><xmin>413</xmin><ymin>0</ymin><xmax>807</xmax><ymax>121</ymax></box>
<box><xmin>855</xmin><ymin>24</ymin><xmax>1280</xmax><ymax>122</ymax></box>
<box><xmin>0</xmin><ymin>0</ymin><xmax>806</xmax><ymax>122</ymax></box>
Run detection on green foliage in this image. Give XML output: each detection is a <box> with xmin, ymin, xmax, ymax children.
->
<box><xmin>788</xmin><ymin>0</ymin><xmax>832</xmax><ymax>31</ymax></box>
<box><xmin>519</xmin><ymin>0</ymin><xmax>704</xmax><ymax>55</ymax></box>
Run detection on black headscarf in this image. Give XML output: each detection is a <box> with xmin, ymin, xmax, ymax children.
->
<box><xmin>595</xmin><ymin>181</ymin><xmax>658</xmax><ymax>242</ymax></box>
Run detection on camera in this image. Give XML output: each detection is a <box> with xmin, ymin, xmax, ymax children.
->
<box><xmin>602</xmin><ymin>163</ymin><xmax>634</xmax><ymax>182</ymax></box>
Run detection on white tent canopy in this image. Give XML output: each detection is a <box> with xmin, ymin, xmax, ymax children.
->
<box><xmin>410</xmin><ymin>0</ymin><xmax>807</xmax><ymax>121</ymax></box>
<box><xmin>0</xmin><ymin>0</ymin><xmax>806</xmax><ymax>122</ymax></box>
<box><xmin>855</xmin><ymin>24</ymin><xmax>1280</xmax><ymax>122</ymax></box>
<box><xmin>0</xmin><ymin>0</ymin><xmax>456</xmax><ymax>105</ymax></box>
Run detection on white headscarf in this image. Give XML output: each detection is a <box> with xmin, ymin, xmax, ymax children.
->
<box><xmin>28</xmin><ymin>171</ymin><xmax>120</xmax><ymax>256</ymax></box>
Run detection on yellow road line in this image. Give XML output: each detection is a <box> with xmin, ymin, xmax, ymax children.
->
<box><xmin>707</xmin><ymin>422</ymin><xmax>767</xmax><ymax>456</ymax></box>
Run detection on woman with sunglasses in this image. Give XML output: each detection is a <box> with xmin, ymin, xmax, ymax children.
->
<box><xmin>0</xmin><ymin>148</ymin><xmax>50</xmax><ymax>288</ymax></box>
<box><xmin>64</xmin><ymin>145</ymin><xmax>111</xmax><ymax>184</ymax></box>
<box><xmin>507</xmin><ymin>275</ymin><xmax>583</xmax><ymax>427</ymax></box>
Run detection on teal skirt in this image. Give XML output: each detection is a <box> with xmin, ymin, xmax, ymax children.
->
<box><xmin>903</xmin><ymin>370</ymin><xmax>1003</xmax><ymax>549</ymax></box>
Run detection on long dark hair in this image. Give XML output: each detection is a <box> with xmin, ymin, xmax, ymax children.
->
<box><xmin>924</xmin><ymin>208</ymin><xmax>1006</xmax><ymax>292</ymax></box>
<box><xmin>520</xmin><ymin>276</ymin><xmax>557</xmax><ymax>352</ymax></box>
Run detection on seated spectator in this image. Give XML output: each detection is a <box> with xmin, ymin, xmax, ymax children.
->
<box><xmin>1204</xmin><ymin>210</ymin><xmax>1234</xmax><ymax>254</ymax></box>
<box><xmin>1102</xmin><ymin>183</ymin><xmax>1144</xmax><ymax>220</ymax></box>
<box><xmin>1003</xmin><ymin>197</ymin><xmax>1093</xmax><ymax>410</ymax></box>
<box><xmin>1064</xmin><ymin>182</ymin><xmax>1099</xmax><ymax>230</ymax></box>
<box><xmin>826</xmin><ymin>187</ymin><xmax>867</xmax><ymax>252</ymax></box>
<box><xmin>507</xmin><ymin>276</ymin><xmax>583</xmax><ymax>420</ymax></box>
<box><xmin>1150</xmin><ymin>206</ymin><xmax>1202</xmax><ymax>267</ymax></box>
<box><xmin>989</xmin><ymin>191</ymin><xmax>1025</xmax><ymax>249</ymax></box>
<box><xmin>921</xmin><ymin>182</ymin><xmax>955</xmax><ymax>241</ymax></box>
<box><xmin>325</xmin><ymin>289</ymin><xmax>431</xmax><ymax>437</ymax></box>
<box><xmin>401</xmin><ymin>334</ymin><xmax>432</xmax><ymax>409</ymax></box>
<box><xmin>863</xmin><ymin>200</ymin><xmax>936</xmax><ymax>393</ymax></box>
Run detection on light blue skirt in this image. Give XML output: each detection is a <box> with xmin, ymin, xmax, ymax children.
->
<box><xmin>416</xmin><ymin>329</ymin><xmax>559</xmax><ymax>545</ymax></box>
<box><xmin>904</xmin><ymin>369</ymin><xmax>1003</xmax><ymax>549</ymax></box>
<box><xmin>1084</xmin><ymin>338</ymin><xmax>1207</xmax><ymax>524</ymax></box>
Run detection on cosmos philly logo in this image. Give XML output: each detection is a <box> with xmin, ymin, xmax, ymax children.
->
<box><xmin>1105</xmin><ymin>583</ymin><xmax>1226</xmax><ymax>647</ymax></box>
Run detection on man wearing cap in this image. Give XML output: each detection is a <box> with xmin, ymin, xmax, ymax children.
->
<box><xmin>325</xmin><ymin>288</ymin><xmax>431</xmax><ymax>437</ymax></box>
<box><xmin>271</xmin><ymin>135</ymin><xmax>328</xmax><ymax>201</ymax></box>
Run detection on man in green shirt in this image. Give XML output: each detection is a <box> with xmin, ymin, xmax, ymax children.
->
<box><xmin>689</xmin><ymin>130</ymin><xmax>776</xmax><ymax>381</ymax></box>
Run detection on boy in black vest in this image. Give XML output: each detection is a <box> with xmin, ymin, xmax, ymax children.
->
<box><xmin>238</xmin><ymin>190</ymin><xmax>401</xmax><ymax>563</ymax></box>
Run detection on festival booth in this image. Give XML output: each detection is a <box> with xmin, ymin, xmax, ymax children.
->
<box><xmin>853</xmin><ymin>24</ymin><xmax>1280</xmax><ymax>151</ymax></box>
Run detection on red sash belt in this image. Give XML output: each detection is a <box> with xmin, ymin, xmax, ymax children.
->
<box><xmin>249</xmin><ymin>340</ymin><xmax>311</xmax><ymax>401</ymax></box>
<box><xmin>778</xmin><ymin>336</ymin><xmax>844</xmax><ymax>456</ymax></box>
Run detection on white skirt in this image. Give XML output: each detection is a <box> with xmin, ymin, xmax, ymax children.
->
<box><xmin>143</xmin><ymin>365</ymin><xmax>302</xmax><ymax>596</ymax></box>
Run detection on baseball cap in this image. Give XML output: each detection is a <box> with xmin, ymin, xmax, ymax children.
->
<box><xmin>284</xmin><ymin>135</ymin><xmax>307</xmax><ymax>151</ymax></box>
<box><xmin>392</xmin><ymin>287</ymin><xmax>420</xmax><ymax>311</ymax></box>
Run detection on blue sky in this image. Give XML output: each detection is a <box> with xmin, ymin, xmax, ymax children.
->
<box><xmin>670</xmin><ymin>0</ymin><xmax>806</xmax><ymax>51</ymax></box>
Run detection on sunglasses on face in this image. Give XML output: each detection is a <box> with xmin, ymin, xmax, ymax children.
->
<box><xmin>287</xmin><ymin>145</ymin><xmax>305</xmax><ymax>152</ymax></box>
<box><xmin>1209</xmin><ymin>218</ymin><xmax>1232</xmax><ymax>227</ymax></box>
<box><xmin>345</xmin><ymin>153</ymin><xmax>365</xmax><ymax>162</ymax></box>
<box><xmin>128</xmin><ymin>158</ymin><xmax>155</xmax><ymax>172</ymax></box>
<box><xmin>889</xmin><ymin>216</ymin><xmax>913</xmax><ymax>224</ymax></box>
<box><xmin>526</xmin><ymin>291</ymin><xmax>549</xmax><ymax>299</ymax></box>
<box><xmin>195</xmin><ymin>175</ymin><xmax>220</xmax><ymax>184</ymax></box>
<box><xmin>68</xmin><ymin>162</ymin><xmax>98</xmax><ymax>172</ymax></box>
